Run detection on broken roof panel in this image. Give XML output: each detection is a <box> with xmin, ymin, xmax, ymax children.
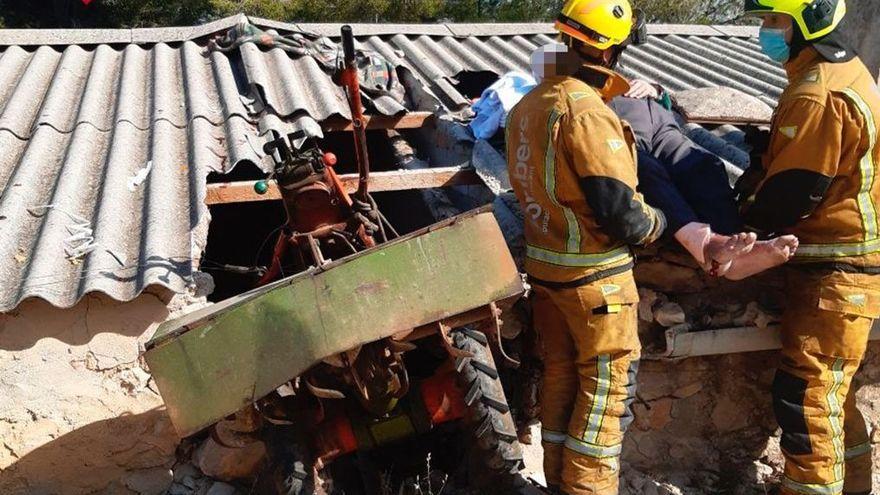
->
<box><xmin>0</xmin><ymin>16</ymin><xmax>787</xmax><ymax>312</ymax></box>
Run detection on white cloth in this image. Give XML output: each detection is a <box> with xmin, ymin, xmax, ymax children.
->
<box><xmin>469</xmin><ymin>71</ymin><xmax>537</xmax><ymax>139</ymax></box>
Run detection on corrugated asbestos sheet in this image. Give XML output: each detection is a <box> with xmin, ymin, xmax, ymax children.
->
<box><xmin>0</xmin><ymin>16</ymin><xmax>785</xmax><ymax>312</ymax></box>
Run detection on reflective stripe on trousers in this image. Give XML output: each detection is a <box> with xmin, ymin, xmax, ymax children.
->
<box><xmin>844</xmin><ymin>442</ymin><xmax>872</xmax><ymax>460</ymax></box>
<box><xmin>542</xmin><ymin>429</ymin><xmax>622</xmax><ymax>459</ymax></box>
<box><xmin>776</xmin><ymin>270</ymin><xmax>877</xmax><ymax>495</ymax></box>
<box><xmin>582</xmin><ymin>354</ymin><xmax>612</xmax><ymax>444</ymax></box>
<box><xmin>782</xmin><ymin>478</ymin><xmax>844</xmax><ymax>495</ymax></box>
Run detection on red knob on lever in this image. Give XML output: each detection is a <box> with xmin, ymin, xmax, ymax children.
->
<box><xmin>322</xmin><ymin>152</ymin><xmax>338</xmax><ymax>167</ymax></box>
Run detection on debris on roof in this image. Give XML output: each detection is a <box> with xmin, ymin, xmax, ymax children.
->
<box><xmin>673</xmin><ymin>87</ymin><xmax>774</xmax><ymax>125</ymax></box>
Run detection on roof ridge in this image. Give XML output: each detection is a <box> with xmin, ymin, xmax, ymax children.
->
<box><xmin>0</xmin><ymin>13</ymin><xmax>247</xmax><ymax>46</ymax></box>
<box><xmin>0</xmin><ymin>15</ymin><xmax>759</xmax><ymax>46</ymax></box>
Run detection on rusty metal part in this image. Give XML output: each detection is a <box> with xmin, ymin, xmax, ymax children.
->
<box><xmin>387</xmin><ymin>338</ymin><xmax>417</xmax><ymax>353</ymax></box>
<box><xmin>403</xmin><ymin>305</ymin><xmax>499</xmax><ymax>343</ymax></box>
<box><xmin>210</xmin><ymin>406</ymin><xmax>263</xmax><ymax>448</ymax></box>
<box><xmin>340</xmin><ymin>25</ymin><xmax>371</xmax><ymax>202</ymax></box>
<box><xmin>438</xmin><ymin>321</ymin><xmax>473</xmax><ymax>360</ymax></box>
<box><xmin>306</xmin><ymin>376</ymin><xmax>346</xmax><ymax>400</ymax></box>
<box><xmin>346</xmin><ymin>341</ymin><xmax>410</xmax><ymax>415</ymax></box>
<box><xmin>284</xmin><ymin>182</ymin><xmax>345</xmax><ymax>234</ymax></box>
<box><xmin>306</xmin><ymin>233</ymin><xmax>326</xmax><ymax>266</ymax></box>
<box><xmin>482</xmin><ymin>302</ymin><xmax>521</xmax><ymax>369</ymax></box>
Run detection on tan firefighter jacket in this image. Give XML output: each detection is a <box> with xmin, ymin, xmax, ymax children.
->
<box><xmin>506</xmin><ymin>64</ymin><xmax>665</xmax><ymax>284</ymax></box>
<box><xmin>743</xmin><ymin>47</ymin><xmax>880</xmax><ymax>269</ymax></box>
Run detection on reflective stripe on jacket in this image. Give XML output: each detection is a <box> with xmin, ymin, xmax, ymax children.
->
<box><xmin>506</xmin><ymin>65</ymin><xmax>665</xmax><ymax>283</ymax></box>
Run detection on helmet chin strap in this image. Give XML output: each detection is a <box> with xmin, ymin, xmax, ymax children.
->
<box><xmin>607</xmin><ymin>45</ymin><xmax>624</xmax><ymax>69</ymax></box>
<box><xmin>566</xmin><ymin>36</ymin><xmax>620</xmax><ymax>69</ymax></box>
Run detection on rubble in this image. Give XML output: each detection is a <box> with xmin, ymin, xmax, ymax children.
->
<box><xmin>193</xmin><ymin>437</ymin><xmax>266</xmax><ymax>482</ymax></box>
<box><xmin>653</xmin><ymin>302</ymin><xmax>686</xmax><ymax>328</ymax></box>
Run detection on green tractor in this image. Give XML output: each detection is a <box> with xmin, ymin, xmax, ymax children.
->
<box><xmin>144</xmin><ymin>27</ymin><xmax>527</xmax><ymax>495</ymax></box>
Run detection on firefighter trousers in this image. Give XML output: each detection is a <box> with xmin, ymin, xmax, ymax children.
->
<box><xmin>531</xmin><ymin>270</ymin><xmax>640</xmax><ymax>495</ymax></box>
<box><xmin>774</xmin><ymin>269</ymin><xmax>879</xmax><ymax>495</ymax></box>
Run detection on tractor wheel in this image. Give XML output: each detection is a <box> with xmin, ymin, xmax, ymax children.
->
<box><xmin>452</xmin><ymin>327</ymin><xmax>525</xmax><ymax>490</ymax></box>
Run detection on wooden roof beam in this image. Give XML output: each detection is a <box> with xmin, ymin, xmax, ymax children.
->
<box><xmin>322</xmin><ymin>112</ymin><xmax>434</xmax><ymax>132</ymax></box>
<box><xmin>205</xmin><ymin>166</ymin><xmax>483</xmax><ymax>205</ymax></box>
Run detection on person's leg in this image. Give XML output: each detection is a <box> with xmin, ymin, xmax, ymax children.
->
<box><xmin>532</xmin><ymin>286</ymin><xmax>578</xmax><ymax>490</ymax></box>
<box><xmin>774</xmin><ymin>271</ymin><xmax>876</xmax><ymax>495</ymax></box>
<box><xmin>842</xmin><ymin>385</ymin><xmax>872</xmax><ymax>495</ymax></box>
<box><xmin>637</xmin><ymin>151</ymin><xmax>698</xmax><ymax>234</ymax></box>
<box><xmin>667</xmin><ymin>152</ymin><xmax>742</xmax><ymax>235</ymax></box>
<box><xmin>637</xmin><ymin>151</ymin><xmax>756</xmax><ymax>273</ymax></box>
<box><xmin>548</xmin><ymin>271</ymin><xmax>641</xmax><ymax>495</ymax></box>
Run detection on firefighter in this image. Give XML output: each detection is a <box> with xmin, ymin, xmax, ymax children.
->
<box><xmin>741</xmin><ymin>1</ymin><xmax>880</xmax><ymax>494</ymax></box>
<box><xmin>506</xmin><ymin>1</ymin><xmax>665</xmax><ymax>493</ymax></box>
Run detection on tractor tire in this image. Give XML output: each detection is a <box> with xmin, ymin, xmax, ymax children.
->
<box><xmin>452</xmin><ymin>327</ymin><xmax>525</xmax><ymax>490</ymax></box>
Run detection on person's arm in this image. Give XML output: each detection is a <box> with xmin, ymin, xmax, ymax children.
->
<box><xmin>741</xmin><ymin>97</ymin><xmax>842</xmax><ymax>237</ymax></box>
<box><xmin>562</xmin><ymin>111</ymin><xmax>666</xmax><ymax>246</ymax></box>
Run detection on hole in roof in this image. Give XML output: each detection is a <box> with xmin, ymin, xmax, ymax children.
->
<box><xmin>453</xmin><ymin>70</ymin><xmax>499</xmax><ymax>100</ymax></box>
<box><xmin>201</xmin><ymin>127</ymin><xmax>433</xmax><ymax>302</ymax></box>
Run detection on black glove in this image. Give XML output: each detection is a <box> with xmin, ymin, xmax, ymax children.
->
<box><xmin>743</xmin><ymin>125</ymin><xmax>772</xmax><ymax>155</ymax></box>
<box><xmin>735</xmin><ymin>126</ymin><xmax>772</xmax><ymax>205</ymax></box>
<box><xmin>735</xmin><ymin>163</ymin><xmax>766</xmax><ymax>206</ymax></box>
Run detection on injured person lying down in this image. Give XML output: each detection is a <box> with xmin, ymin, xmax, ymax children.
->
<box><xmin>530</xmin><ymin>42</ymin><xmax>799</xmax><ymax>280</ymax></box>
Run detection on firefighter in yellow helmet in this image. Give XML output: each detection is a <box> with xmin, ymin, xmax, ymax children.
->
<box><xmin>506</xmin><ymin>1</ymin><xmax>665</xmax><ymax>493</ymax></box>
<box><xmin>740</xmin><ymin>1</ymin><xmax>880</xmax><ymax>494</ymax></box>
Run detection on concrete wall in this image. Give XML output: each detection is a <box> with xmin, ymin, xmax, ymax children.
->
<box><xmin>0</xmin><ymin>293</ymin><xmax>181</xmax><ymax>495</ymax></box>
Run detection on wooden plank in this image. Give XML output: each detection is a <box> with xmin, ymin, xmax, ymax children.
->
<box><xmin>323</xmin><ymin>112</ymin><xmax>433</xmax><ymax>132</ymax></box>
<box><xmin>205</xmin><ymin>166</ymin><xmax>482</xmax><ymax>205</ymax></box>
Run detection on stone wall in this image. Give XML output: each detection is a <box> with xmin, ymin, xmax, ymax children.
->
<box><xmin>622</xmin><ymin>346</ymin><xmax>880</xmax><ymax>494</ymax></box>
<box><xmin>620</xmin><ymin>245</ymin><xmax>880</xmax><ymax>493</ymax></box>
<box><xmin>0</xmin><ymin>293</ymin><xmax>185</xmax><ymax>495</ymax></box>
<box><xmin>521</xmin><ymin>344</ymin><xmax>880</xmax><ymax>495</ymax></box>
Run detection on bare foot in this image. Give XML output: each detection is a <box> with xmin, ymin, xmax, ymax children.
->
<box><xmin>704</xmin><ymin>232</ymin><xmax>758</xmax><ymax>276</ymax></box>
<box><xmin>724</xmin><ymin>235</ymin><xmax>799</xmax><ymax>280</ymax></box>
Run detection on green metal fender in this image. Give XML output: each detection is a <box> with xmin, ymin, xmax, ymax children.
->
<box><xmin>144</xmin><ymin>207</ymin><xmax>524</xmax><ymax>437</ymax></box>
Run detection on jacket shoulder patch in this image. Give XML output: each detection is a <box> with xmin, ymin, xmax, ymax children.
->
<box><xmin>607</xmin><ymin>139</ymin><xmax>625</xmax><ymax>152</ymax></box>
<box><xmin>779</xmin><ymin>125</ymin><xmax>798</xmax><ymax>139</ymax></box>
<box><xmin>802</xmin><ymin>70</ymin><xmax>820</xmax><ymax>83</ymax></box>
<box><xmin>569</xmin><ymin>91</ymin><xmax>593</xmax><ymax>101</ymax></box>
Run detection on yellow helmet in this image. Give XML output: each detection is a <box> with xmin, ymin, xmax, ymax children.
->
<box><xmin>555</xmin><ymin>0</ymin><xmax>636</xmax><ymax>50</ymax></box>
<box><xmin>744</xmin><ymin>0</ymin><xmax>846</xmax><ymax>40</ymax></box>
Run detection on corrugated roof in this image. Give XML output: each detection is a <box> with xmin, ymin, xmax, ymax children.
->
<box><xmin>0</xmin><ymin>16</ymin><xmax>785</xmax><ymax>312</ymax></box>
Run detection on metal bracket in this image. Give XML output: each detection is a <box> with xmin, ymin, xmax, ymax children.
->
<box><xmin>438</xmin><ymin>321</ymin><xmax>473</xmax><ymax>359</ymax></box>
<box><xmin>484</xmin><ymin>302</ymin><xmax>521</xmax><ymax>369</ymax></box>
